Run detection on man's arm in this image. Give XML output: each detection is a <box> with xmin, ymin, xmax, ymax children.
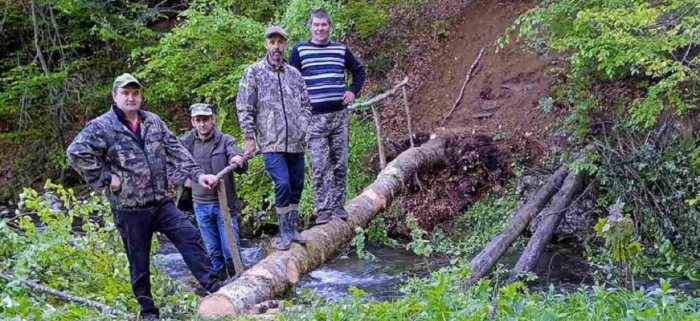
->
<box><xmin>289</xmin><ymin>45</ymin><xmax>302</xmax><ymax>72</ymax></box>
<box><xmin>225</xmin><ymin>135</ymin><xmax>248</xmax><ymax>174</ymax></box>
<box><xmin>236</xmin><ymin>67</ymin><xmax>259</xmax><ymax>139</ymax></box>
<box><xmin>66</xmin><ymin>121</ymin><xmax>111</xmax><ymax>190</ymax></box>
<box><xmin>344</xmin><ymin>46</ymin><xmax>366</xmax><ymax>96</ymax></box>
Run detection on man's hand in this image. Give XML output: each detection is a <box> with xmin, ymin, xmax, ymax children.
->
<box><xmin>198</xmin><ymin>174</ymin><xmax>219</xmax><ymax>189</ymax></box>
<box><xmin>343</xmin><ymin>91</ymin><xmax>356</xmax><ymax>105</ymax></box>
<box><xmin>230</xmin><ymin>155</ymin><xmax>246</xmax><ymax>167</ymax></box>
<box><xmin>244</xmin><ymin>137</ymin><xmax>256</xmax><ymax>157</ymax></box>
<box><xmin>184</xmin><ymin>178</ymin><xmax>192</xmax><ymax>188</ymax></box>
<box><xmin>110</xmin><ymin>174</ymin><xmax>121</xmax><ymax>193</ymax></box>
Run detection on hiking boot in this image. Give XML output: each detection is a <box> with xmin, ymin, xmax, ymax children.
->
<box><xmin>225</xmin><ymin>264</ymin><xmax>237</xmax><ymax>278</ymax></box>
<box><xmin>276</xmin><ymin>212</ymin><xmax>292</xmax><ymax>251</ymax></box>
<box><xmin>315</xmin><ymin>210</ymin><xmax>332</xmax><ymax>225</ymax></box>
<box><xmin>289</xmin><ymin>210</ymin><xmax>307</xmax><ymax>245</ymax></box>
<box><xmin>332</xmin><ymin>207</ymin><xmax>349</xmax><ymax>220</ymax></box>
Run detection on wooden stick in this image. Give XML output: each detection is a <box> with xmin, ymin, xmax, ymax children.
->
<box><xmin>349</xmin><ymin>77</ymin><xmax>409</xmax><ymax>110</ymax></box>
<box><xmin>371</xmin><ymin>104</ymin><xmax>387</xmax><ymax>169</ymax></box>
<box><xmin>402</xmin><ymin>86</ymin><xmax>414</xmax><ymax>147</ymax></box>
<box><xmin>0</xmin><ymin>273</ymin><xmax>135</xmax><ymax>318</ymax></box>
<box><xmin>216</xmin><ymin>175</ymin><xmax>246</xmax><ymax>278</ymax></box>
<box><xmin>442</xmin><ymin>47</ymin><xmax>485</xmax><ymax>124</ymax></box>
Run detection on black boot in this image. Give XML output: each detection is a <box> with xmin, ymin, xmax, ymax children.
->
<box><xmin>289</xmin><ymin>210</ymin><xmax>307</xmax><ymax>245</ymax></box>
<box><xmin>315</xmin><ymin>210</ymin><xmax>332</xmax><ymax>225</ymax></box>
<box><xmin>276</xmin><ymin>212</ymin><xmax>292</xmax><ymax>251</ymax></box>
<box><xmin>332</xmin><ymin>207</ymin><xmax>349</xmax><ymax>220</ymax></box>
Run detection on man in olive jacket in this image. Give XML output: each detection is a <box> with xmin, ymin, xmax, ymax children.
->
<box><xmin>67</xmin><ymin>74</ymin><xmax>223</xmax><ymax>320</ymax></box>
<box><xmin>177</xmin><ymin>103</ymin><xmax>247</xmax><ymax>279</ymax></box>
<box><xmin>236</xmin><ymin>26</ymin><xmax>312</xmax><ymax>250</ymax></box>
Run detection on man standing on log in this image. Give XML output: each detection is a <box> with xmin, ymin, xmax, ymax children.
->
<box><xmin>177</xmin><ymin>103</ymin><xmax>247</xmax><ymax>279</ymax></box>
<box><xmin>67</xmin><ymin>74</ymin><xmax>226</xmax><ymax>320</ymax></box>
<box><xmin>289</xmin><ymin>9</ymin><xmax>366</xmax><ymax>225</ymax></box>
<box><xmin>236</xmin><ymin>26</ymin><xmax>311</xmax><ymax>251</ymax></box>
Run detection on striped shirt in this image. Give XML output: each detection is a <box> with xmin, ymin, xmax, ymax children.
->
<box><xmin>289</xmin><ymin>40</ymin><xmax>366</xmax><ymax>114</ymax></box>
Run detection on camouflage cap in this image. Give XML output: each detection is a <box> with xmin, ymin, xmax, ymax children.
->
<box><xmin>189</xmin><ymin>103</ymin><xmax>214</xmax><ymax>117</ymax></box>
<box><xmin>265</xmin><ymin>26</ymin><xmax>287</xmax><ymax>40</ymax></box>
<box><xmin>113</xmin><ymin>73</ymin><xmax>142</xmax><ymax>90</ymax></box>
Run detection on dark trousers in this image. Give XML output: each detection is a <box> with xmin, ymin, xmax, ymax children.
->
<box><xmin>263</xmin><ymin>152</ymin><xmax>305</xmax><ymax>214</ymax></box>
<box><xmin>113</xmin><ymin>199</ymin><xmax>220</xmax><ymax>317</ymax></box>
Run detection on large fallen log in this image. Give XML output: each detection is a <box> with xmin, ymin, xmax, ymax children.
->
<box><xmin>199</xmin><ymin>135</ymin><xmax>449</xmax><ymax>318</ymax></box>
<box><xmin>506</xmin><ymin>170</ymin><xmax>585</xmax><ymax>284</ymax></box>
<box><xmin>464</xmin><ymin>166</ymin><xmax>569</xmax><ymax>287</ymax></box>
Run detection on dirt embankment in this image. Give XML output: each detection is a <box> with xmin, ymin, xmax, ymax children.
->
<box><xmin>356</xmin><ymin>0</ymin><xmax>558</xmax><ymax>233</ymax></box>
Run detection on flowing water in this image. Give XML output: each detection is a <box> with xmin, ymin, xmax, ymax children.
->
<box><xmin>154</xmin><ymin>239</ymin><xmax>700</xmax><ymax>302</ymax></box>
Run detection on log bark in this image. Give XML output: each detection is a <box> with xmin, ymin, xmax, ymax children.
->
<box><xmin>199</xmin><ymin>136</ymin><xmax>448</xmax><ymax>318</ymax></box>
<box><xmin>465</xmin><ymin>166</ymin><xmax>569</xmax><ymax>287</ymax></box>
<box><xmin>507</xmin><ymin>170</ymin><xmax>585</xmax><ymax>284</ymax></box>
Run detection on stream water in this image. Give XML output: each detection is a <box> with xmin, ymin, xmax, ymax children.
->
<box><xmin>154</xmin><ymin>238</ymin><xmax>700</xmax><ymax>302</ymax></box>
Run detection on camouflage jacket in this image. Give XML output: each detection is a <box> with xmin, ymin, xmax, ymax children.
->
<box><xmin>67</xmin><ymin>106</ymin><xmax>204</xmax><ymax>209</ymax></box>
<box><xmin>236</xmin><ymin>57</ymin><xmax>312</xmax><ymax>153</ymax></box>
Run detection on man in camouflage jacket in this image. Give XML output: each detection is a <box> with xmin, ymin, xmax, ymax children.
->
<box><xmin>236</xmin><ymin>26</ymin><xmax>312</xmax><ymax>251</ymax></box>
<box><xmin>67</xmin><ymin>73</ymin><xmax>224</xmax><ymax>320</ymax></box>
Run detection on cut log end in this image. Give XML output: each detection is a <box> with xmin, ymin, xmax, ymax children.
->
<box><xmin>199</xmin><ymin>293</ymin><xmax>237</xmax><ymax>319</ymax></box>
<box><xmin>286</xmin><ymin>259</ymin><xmax>301</xmax><ymax>285</ymax></box>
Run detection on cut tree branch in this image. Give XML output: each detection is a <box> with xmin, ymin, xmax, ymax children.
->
<box><xmin>1</xmin><ymin>273</ymin><xmax>135</xmax><ymax>318</ymax></box>
<box><xmin>442</xmin><ymin>47</ymin><xmax>485</xmax><ymax>124</ymax></box>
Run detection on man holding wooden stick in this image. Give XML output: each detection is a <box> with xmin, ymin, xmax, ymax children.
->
<box><xmin>237</xmin><ymin>26</ymin><xmax>311</xmax><ymax>250</ymax></box>
<box><xmin>289</xmin><ymin>9</ymin><xmax>366</xmax><ymax>225</ymax></box>
<box><xmin>178</xmin><ymin>103</ymin><xmax>247</xmax><ymax>279</ymax></box>
<box><xmin>67</xmin><ymin>74</ymin><xmax>226</xmax><ymax>320</ymax></box>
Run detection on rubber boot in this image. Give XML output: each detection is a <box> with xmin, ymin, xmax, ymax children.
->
<box><xmin>276</xmin><ymin>212</ymin><xmax>292</xmax><ymax>251</ymax></box>
<box><xmin>289</xmin><ymin>210</ymin><xmax>307</xmax><ymax>245</ymax></box>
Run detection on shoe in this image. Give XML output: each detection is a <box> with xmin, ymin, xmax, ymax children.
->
<box><xmin>276</xmin><ymin>212</ymin><xmax>292</xmax><ymax>251</ymax></box>
<box><xmin>289</xmin><ymin>210</ymin><xmax>307</xmax><ymax>245</ymax></box>
<box><xmin>332</xmin><ymin>207</ymin><xmax>349</xmax><ymax>220</ymax></box>
<box><xmin>315</xmin><ymin>210</ymin><xmax>332</xmax><ymax>225</ymax></box>
<box><xmin>142</xmin><ymin>313</ymin><xmax>160</xmax><ymax>320</ymax></box>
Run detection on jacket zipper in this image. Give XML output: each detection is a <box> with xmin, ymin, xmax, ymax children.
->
<box><xmin>125</xmin><ymin>122</ymin><xmax>157</xmax><ymax>206</ymax></box>
<box><xmin>277</xmin><ymin>70</ymin><xmax>289</xmax><ymax>153</ymax></box>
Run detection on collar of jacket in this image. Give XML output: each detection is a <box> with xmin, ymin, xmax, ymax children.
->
<box><xmin>110</xmin><ymin>105</ymin><xmax>154</xmax><ymax>127</ymax></box>
<box><xmin>263</xmin><ymin>55</ymin><xmax>288</xmax><ymax>71</ymax></box>
<box><xmin>194</xmin><ymin>127</ymin><xmax>222</xmax><ymax>145</ymax></box>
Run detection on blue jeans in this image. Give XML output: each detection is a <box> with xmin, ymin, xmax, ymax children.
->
<box><xmin>193</xmin><ymin>203</ymin><xmax>241</xmax><ymax>272</ymax></box>
<box><xmin>263</xmin><ymin>152</ymin><xmax>305</xmax><ymax>214</ymax></box>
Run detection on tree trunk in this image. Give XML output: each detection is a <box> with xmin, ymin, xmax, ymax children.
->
<box><xmin>507</xmin><ymin>170</ymin><xmax>585</xmax><ymax>283</ymax></box>
<box><xmin>199</xmin><ymin>136</ymin><xmax>448</xmax><ymax>318</ymax></box>
<box><xmin>464</xmin><ymin>166</ymin><xmax>569</xmax><ymax>288</ymax></box>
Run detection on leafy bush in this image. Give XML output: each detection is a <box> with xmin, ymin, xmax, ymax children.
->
<box><xmin>138</xmin><ymin>3</ymin><xmax>266</xmax><ymax>127</ymax></box>
<box><xmin>0</xmin><ymin>182</ymin><xmax>198</xmax><ymax>319</ymax></box>
<box><xmin>503</xmin><ymin>0</ymin><xmax>700</xmax><ymax>129</ymax></box>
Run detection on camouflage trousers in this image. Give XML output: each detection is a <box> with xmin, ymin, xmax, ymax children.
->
<box><xmin>308</xmin><ymin>109</ymin><xmax>349</xmax><ymax>213</ymax></box>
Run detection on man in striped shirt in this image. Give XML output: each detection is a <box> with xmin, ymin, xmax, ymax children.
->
<box><xmin>289</xmin><ymin>9</ymin><xmax>366</xmax><ymax>225</ymax></box>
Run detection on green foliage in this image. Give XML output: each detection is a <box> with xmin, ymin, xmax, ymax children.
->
<box><xmin>138</xmin><ymin>3</ymin><xmax>265</xmax><ymax>119</ymax></box>
<box><xmin>592</xmin><ymin>200</ymin><xmax>643</xmax><ymax>287</ymax></box>
<box><xmin>280</xmin><ymin>263</ymin><xmax>700</xmax><ymax>320</ymax></box>
<box><xmin>0</xmin><ymin>182</ymin><xmax>197</xmax><ymax>319</ymax></box>
<box><xmin>504</xmin><ymin>0</ymin><xmax>700</xmax><ymax>129</ymax></box>
<box><xmin>445</xmin><ymin>190</ymin><xmax>518</xmax><ymax>259</ymax></box>
<box><xmin>352</xmin><ymin>227</ymin><xmax>376</xmax><ymax>260</ymax></box>
<box><xmin>405</xmin><ymin>216</ymin><xmax>433</xmax><ymax>257</ymax></box>
<box><xmin>538</xmin><ymin>96</ymin><xmax>554</xmax><ymax>113</ymax></box>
